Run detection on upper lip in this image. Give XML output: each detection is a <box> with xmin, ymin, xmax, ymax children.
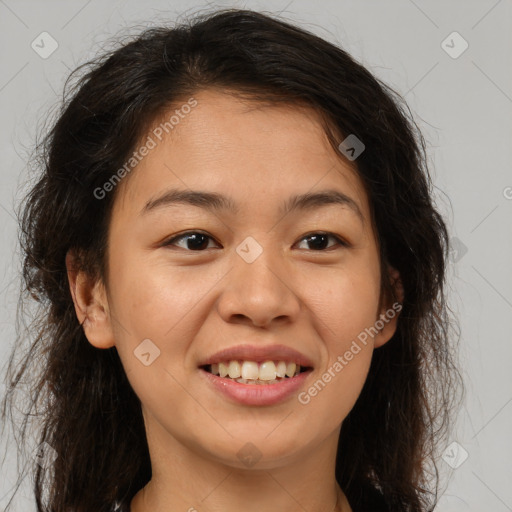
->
<box><xmin>198</xmin><ymin>344</ymin><xmax>314</xmax><ymax>368</ymax></box>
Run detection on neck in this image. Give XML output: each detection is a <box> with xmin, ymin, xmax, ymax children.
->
<box><xmin>130</xmin><ymin>412</ymin><xmax>352</xmax><ymax>512</ymax></box>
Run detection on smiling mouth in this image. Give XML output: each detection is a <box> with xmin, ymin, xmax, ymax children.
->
<box><xmin>200</xmin><ymin>360</ymin><xmax>313</xmax><ymax>385</ymax></box>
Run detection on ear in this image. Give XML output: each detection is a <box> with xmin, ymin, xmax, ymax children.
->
<box><xmin>374</xmin><ymin>266</ymin><xmax>404</xmax><ymax>349</ymax></box>
<box><xmin>66</xmin><ymin>249</ymin><xmax>115</xmax><ymax>349</ymax></box>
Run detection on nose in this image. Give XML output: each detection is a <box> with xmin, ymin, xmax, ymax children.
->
<box><xmin>216</xmin><ymin>246</ymin><xmax>301</xmax><ymax>329</ymax></box>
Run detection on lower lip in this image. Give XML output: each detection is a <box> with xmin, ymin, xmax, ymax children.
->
<box><xmin>199</xmin><ymin>368</ymin><xmax>312</xmax><ymax>406</ymax></box>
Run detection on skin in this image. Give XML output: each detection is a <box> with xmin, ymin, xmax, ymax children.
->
<box><xmin>67</xmin><ymin>89</ymin><xmax>402</xmax><ymax>512</ymax></box>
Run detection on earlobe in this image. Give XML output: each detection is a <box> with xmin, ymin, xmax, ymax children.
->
<box><xmin>65</xmin><ymin>250</ymin><xmax>115</xmax><ymax>349</ymax></box>
<box><xmin>374</xmin><ymin>266</ymin><xmax>404</xmax><ymax>349</ymax></box>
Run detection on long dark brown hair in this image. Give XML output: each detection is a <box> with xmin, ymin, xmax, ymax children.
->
<box><xmin>1</xmin><ymin>8</ymin><xmax>463</xmax><ymax>512</ymax></box>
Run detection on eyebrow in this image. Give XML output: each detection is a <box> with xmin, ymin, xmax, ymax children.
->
<box><xmin>142</xmin><ymin>188</ymin><xmax>363</xmax><ymax>222</ymax></box>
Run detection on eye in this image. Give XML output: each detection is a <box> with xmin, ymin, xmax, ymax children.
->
<box><xmin>162</xmin><ymin>231</ymin><xmax>221</xmax><ymax>251</ymax></box>
<box><xmin>294</xmin><ymin>232</ymin><xmax>348</xmax><ymax>251</ymax></box>
<box><xmin>162</xmin><ymin>230</ymin><xmax>348</xmax><ymax>252</ymax></box>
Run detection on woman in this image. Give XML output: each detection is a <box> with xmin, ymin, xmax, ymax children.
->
<box><xmin>1</xmin><ymin>8</ymin><xmax>462</xmax><ymax>512</ymax></box>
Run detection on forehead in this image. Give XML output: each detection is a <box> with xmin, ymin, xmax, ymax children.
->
<box><xmin>112</xmin><ymin>89</ymin><xmax>372</xmax><ymax>224</ymax></box>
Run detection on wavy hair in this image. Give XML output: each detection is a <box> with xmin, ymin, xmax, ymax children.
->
<box><xmin>1</xmin><ymin>8</ymin><xmax>463</xmax><ymax>512</ymax></box>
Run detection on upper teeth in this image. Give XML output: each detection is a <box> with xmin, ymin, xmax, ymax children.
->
<box><xmin>209</xmin><ymin>360</ymin><xmax>300</xmax><ymax>380</ymax></box>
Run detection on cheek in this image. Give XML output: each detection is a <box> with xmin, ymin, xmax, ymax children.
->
<box><xmin>108</xmin><ymin>245</ymin><xmax>217</xmax><ymax>341</ymax></box>
<box><xmin>305</xmin><ymin>262</ymin><xmax>381</xmax><ymax>349</ymax></box>
<box><xmin>106</xmin><ymin>245</ymin><xmax>229</xmax><ymax>402</ymax></box>
<box><xmin>106</xmin><ymin>253</ymin><xmax>218</xmax><ymax>437</ymax></box>
<box><xmin>295</xmin><ymin>341</ymin><xmax>373</xmax><ymax>445</ymax></box>
<box><xmin>290</xmin><ymin>264</ymin><xmax>380</xmax><ymax>430</ymax></box>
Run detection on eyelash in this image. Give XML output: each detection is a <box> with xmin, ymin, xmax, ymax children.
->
<box><xmin>161</xmin><ymin>231</ymin><xmax>349</xmax><ymax>252</ymax></box>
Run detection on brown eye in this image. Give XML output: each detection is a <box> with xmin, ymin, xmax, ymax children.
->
<box><xmin>163</xmin><ymin>232</ymin><xmax>220</xmax><ymax>251</ymax></box>
<box><xmin>295</xmin><ymin>232</ymin><xmax>348</xmax><ymax>251</ymax></box>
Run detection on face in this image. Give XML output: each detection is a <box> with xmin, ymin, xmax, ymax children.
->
<box><xmin>70</xmin><ymin>89</ymin><xmax>400</xmax><ymax>470</ymax></box>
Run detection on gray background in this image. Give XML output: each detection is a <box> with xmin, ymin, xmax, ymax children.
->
<box><xmin>0</xmin><ymin>0</ymin><xmax>511</xmax><ymax>510</ymax></box>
